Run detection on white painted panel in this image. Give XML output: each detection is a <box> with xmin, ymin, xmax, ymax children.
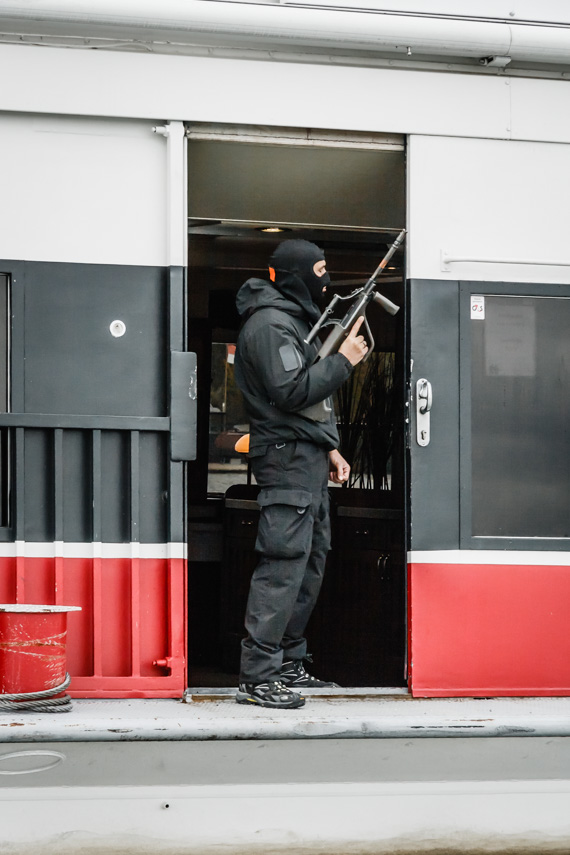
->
<box><xmin>0</xmin><ymin>44</ymin><xmax>512</xmax><ymax>139</ymax></box>
<box><xmin>408</xmin><ymin>134</ymin><xmax>570</xmax><ymax>283</ymax></box>
<box><xmin>1</xmin><ymin>782</ymin><xmax>570</xmax><ymax>854</ymax></box>
<box><xmin>0</xmin><ymin>113</ymin><xmax>167</xmax><ymax>266</ymax></box>
<box><xmin>409</xmin><ymin>550</ymin><xmax>570</xmax><ymax>565</ymax></box>
<box><xmin>2</xmin><ymin>44</ymin><xmax>570</xmax><ymax>146</ymax></box>
<box><xmin>511</xmin><ymin>76</ymin><xmax>570</xmax><ymax>142</ymax></box>
<box><xmin>0</xmin><ymin>542</ymin><xmax>186</xmax><ymax>559</ymax></box>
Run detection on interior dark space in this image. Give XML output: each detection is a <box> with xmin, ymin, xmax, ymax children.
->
<box><xmin>186</xmin><ymin>225</ymin><xmax>407</xmax><ymax>688</ymax></box>
<box><xmin>184</xmin><ymin>126</ymin><xmax>407</xmax><ymax>689</ymax></box>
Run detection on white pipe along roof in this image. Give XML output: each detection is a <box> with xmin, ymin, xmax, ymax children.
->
<box><xmin>0</xmin><ymin>0</ymin><xmax>569</xmax><ymax>66</ymax></box>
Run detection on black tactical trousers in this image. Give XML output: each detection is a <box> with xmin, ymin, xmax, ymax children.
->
<box><xmin>239</xmin><ymin>440</ymin><xmax>331</xmax><ymax>684</ymax></box>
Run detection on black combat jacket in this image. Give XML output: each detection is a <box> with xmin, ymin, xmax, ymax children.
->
<box><xmin>235</xmin><ymin>277</ymin><xmax>353</xmax><ymax>454</ymax></box>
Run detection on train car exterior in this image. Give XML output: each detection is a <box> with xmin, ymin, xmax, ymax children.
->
<box><xmin>2</xmin><ymin>4</ymin><xmax>570</xmax><ymax>853</ymax></box>
<box><xmin>0</xmin><ymin>0</ymin><xmax>570</xmax><ymax>700</ymax></box>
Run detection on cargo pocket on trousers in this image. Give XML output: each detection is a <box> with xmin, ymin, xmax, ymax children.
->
<box><xmin>255</xmin><ymin>489</ymin><xmax>313</xmax><ymax>559</ymax></box>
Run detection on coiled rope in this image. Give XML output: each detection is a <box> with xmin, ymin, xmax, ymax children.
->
<box><xmin>0</xmin><ymin>673</ymin><xmax>72</xmax><ymax>713</ymax></box>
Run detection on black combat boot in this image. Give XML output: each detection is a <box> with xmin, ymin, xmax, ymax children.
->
<box><xmin>236</xmin><ymin>680</ymin><xmax>305</xmax><ymax>709</ymax></box>
<box><xmin>280</xmin><ymin>655</ymin><xmax>339</xmax><ymax>689</ymax></box>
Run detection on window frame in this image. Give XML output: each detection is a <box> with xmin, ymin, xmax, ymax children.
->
<box><xmin>459</xmin><ymin>280</ymin><xmax>570</xmax><ymax>551</ymax></box>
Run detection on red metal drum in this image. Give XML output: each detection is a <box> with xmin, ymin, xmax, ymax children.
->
<box><xmin>0</xmin><ymin>605</ymin><xmax>81</xmax><ymax>695</ymax></box>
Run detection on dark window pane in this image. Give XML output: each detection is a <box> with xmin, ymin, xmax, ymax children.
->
<box><xmin>471</xmin><ymin>295</ymin><xmax>570</xmax><ymax>538</ymax></box>
<box><xmin>188</xmin><ymin>141</ymin><xmax>405</xmax><ymax>230</ymax></box>
<box><xmin>208</xmin><ymin>342</ymin><xmax>250</xmax><ymax>496</ymax></box>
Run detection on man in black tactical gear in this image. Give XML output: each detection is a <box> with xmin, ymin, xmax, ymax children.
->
<box><xmin>234</xmin><ymin>239</ymin><xmax>368</xmax><ymax>709</ymax></box>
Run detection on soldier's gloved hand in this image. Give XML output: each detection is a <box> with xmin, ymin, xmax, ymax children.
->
<box><xmin>338</xmin><ymin>316</ymin><xmax>368</xmax><ymax>366</ymax></box>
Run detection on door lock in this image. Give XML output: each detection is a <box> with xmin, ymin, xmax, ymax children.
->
<box><xmin>416</xmin><ymin>378</ymin><xmax>432</xmax><ymax>447</ymax></box>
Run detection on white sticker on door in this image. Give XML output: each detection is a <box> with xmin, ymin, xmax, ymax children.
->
<box><xmin>471</xmin><ymin>295</ymin><xmax>485</xmax><ymax>319</ymax></box>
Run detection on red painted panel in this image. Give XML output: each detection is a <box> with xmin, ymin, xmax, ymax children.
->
<box><xmin>100</xmin><ymin>558</ymin><xmax>133</xmax><ymax>677</ymax></box>
<box><xmin>61</xmin><ymin>558</ymin><xmax>94</xmax><ymax>677</ymax></box>
<box><xmin>409</xmin><ymin>561</ymin><xmax>570</xmax><ymax>697</ymax></box>
<box><xmin>18</xmin><ymin>558</ymin><xmax>55</xmax><ymax>605</ymax></box>
<box><xmin>0</xmin><ymin>556</ymin><xmax>16</xmax><ymax>602</ymax></box>
<box><xmin>0</xmin><ymin>553</ymin><xmax>186</xmax><ymax>698</ymax></box>
<box><xmin>139</xmin><ymin>559</ymin><xmax>168</xmax><ymax>677</ymax></box>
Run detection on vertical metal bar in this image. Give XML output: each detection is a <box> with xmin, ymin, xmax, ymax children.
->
<box><xmin>165</xmin><ymin>123</ymin><xmax>188</xmax><ymax>687</ymax></box>
<box><xmin>130</xmin><ymin>430</ymin><xmax>141</xmax><ymax>677</ymax></box>
<box><xmin>0</xmin><ymin>428</ymin><xmax>9</xmax><ymax>528</ymax></box>
<box><xmin>10</xmin><ymin>271</ymin><xmax>26</xmax><ymax>602</ymax></box>
<box><xmin>53</xmin><ymin>429</ymin><xmax>64</xmax><ymax>604</ymax></box>
<box><xmin>9</xmin><ymin>267</ymin><xmax>25</xmax><ymax>414</ymax></box>
<box><xmin>166</xmin><ymin>121</ymin><xmax>187</xmax><ymax>548</ymax></box>
<box><xmin>14</xmin><ymin>428</ymin><xmax>25</xmax><ymax>540</ymax></box>
<box><xmin>168</xmin><ymin>269</ymin><xmax>187</xmax><ymax>687</ymax></box>
<box><xmin>0</xmin><ymin>428</ymin><xmax>4</xmax><ymax>527</ymax></box>
<box><xmin>165</xmin><ymin>121</ymin><xmax>188</xmax><ymax>272</ymax></box>
<box><xmin>91</xmin><ymin>430</ymin><xmax>102</xmax><ymax>544</ymax></box>
<box><xmin>168</xmin><ymin>268</ymin><xmax>187</xmax><ymax>546</ymax></box>
<box><xmin>14</xmin><ymin>427</ymin><xmax>25</xmax><ymax>602</ymax></box>
<box><xmin>92</xmin><ymin>429</ymin><xmax>103</xmax><ymax>678</ymax></box>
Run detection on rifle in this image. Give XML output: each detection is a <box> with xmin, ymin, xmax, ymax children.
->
<box><xmin>235</xmin><ymin>229</ymin><xmax>407</xmax><ymax>443</ymax></box>
<box><xmin>305</xmin><ymin>228</ymin><xmax>406</xmax><ymax>362</ymax></box>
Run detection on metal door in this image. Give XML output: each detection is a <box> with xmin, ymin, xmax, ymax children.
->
<box><xmin>0</xmin><ymin>123</ymin><xmax>194</xmax><ymax>697</ymax></box>
<box><xmin>408</xmin><ymin>279</ymin><xmax>570</xmax><ymax>696</ymax></box>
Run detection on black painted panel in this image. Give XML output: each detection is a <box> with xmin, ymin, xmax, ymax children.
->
<box><xmin>62</xmin><ymin>430</ymin><xmax>92</xmax><ymax>542</ymax></box>
<box><xmin>139</xmin><ymin>432</ymin><xmax>168</xmax><ymax>544</ymax></box>
<box><xmin>20</xmin><ymin>426</ymin><xmax>170</xmax><ymax>544</ymax></box>
<box><xmin>409</xmin><ymin>280</ymin><xmax>460</xmax><ymax>551</ymax></box>
<box><xmin>24</xmin><ymin>429</ymin><xmax>54</xmax><ymax>542</ymax></box>
<box><xmin>100</xmin><ymin>431</ymin><xmax>131</xmax><ymax>544</ymax></box>
<box><xmin>22</xmin><ymin>262</ymin><xmax>167</xmax><ymax>417</ymax></box>
<box><xmin>1</xmin><ymin>259</ymin><xmax>181</xmax><ymax>544</ymax></box>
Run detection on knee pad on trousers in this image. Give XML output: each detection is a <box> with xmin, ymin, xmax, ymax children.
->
<box><xmin>255</xmin><ymin>488</ymin><xmax>313</xmax><ymax>559</ymax></box>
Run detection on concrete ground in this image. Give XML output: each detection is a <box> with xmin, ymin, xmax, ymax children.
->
<box><xmin>1</xmin><ymin>692</ymin><xmax>570</xmax><ymax>742</ymax></box>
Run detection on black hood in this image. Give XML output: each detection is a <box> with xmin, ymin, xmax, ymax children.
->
<box><xmin>268</xmin><ymin>239</ymin><xmax>330</xmax><ymax>323</ymax></box>
<box><xmin>235</xmin><ymin>277</ymin><xmax>307</xmax><ymax>321</ymax></box>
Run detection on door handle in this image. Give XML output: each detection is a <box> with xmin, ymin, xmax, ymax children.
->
<box><xmin>416</xmin><ymin>378</ymin><xmax>432</xmax><ymax>447</ymax></box>
<box><xmin>170</xmin><ymin>351</ymin><xmax>198</xmax><ymax>461</ymax></box>
<box><xmin>418</xmin><ymin>378</ymin><xmax>432</xmax><ymax>414</ymax></box>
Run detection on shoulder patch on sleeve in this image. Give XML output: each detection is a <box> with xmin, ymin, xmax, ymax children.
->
<box><xmin>279</xmin><ymin>343</ymin><xmax>303</xmax><ymax>372</ymax></box>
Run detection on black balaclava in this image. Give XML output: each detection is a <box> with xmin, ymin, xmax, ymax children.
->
<box><xmin>269</xmin><ymin>239</ymin><xmax>331</xmax><ymax>322</ymax></box>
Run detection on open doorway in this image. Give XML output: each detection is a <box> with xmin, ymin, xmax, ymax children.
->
<box><xmin>186</xmin><ymin>126</ymin><xmax>407</xmax><ymax>688</ymax></box>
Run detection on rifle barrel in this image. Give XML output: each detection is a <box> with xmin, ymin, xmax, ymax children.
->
<box><xmin>363</xmin><ymin>228</ymin><xmax>406</xmax><ymax>295</ymax></box>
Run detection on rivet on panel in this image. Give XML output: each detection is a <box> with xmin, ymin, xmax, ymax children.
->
<box><xmin>110</xmin><ymin>320</ymin><xmax>126</xmax><ymax>338</ymax></box>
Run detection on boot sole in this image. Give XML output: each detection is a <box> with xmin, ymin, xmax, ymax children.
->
<box><xmin>235</xmin><ymin>691</ymin><xmax>305</xmax><ymax>709</ymax></box>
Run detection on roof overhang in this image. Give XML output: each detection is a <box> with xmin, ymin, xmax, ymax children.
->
<box><xmin>0</xmin><ymin>1</ymin><xmax>570</xmax><ymax>75</ymax></box>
